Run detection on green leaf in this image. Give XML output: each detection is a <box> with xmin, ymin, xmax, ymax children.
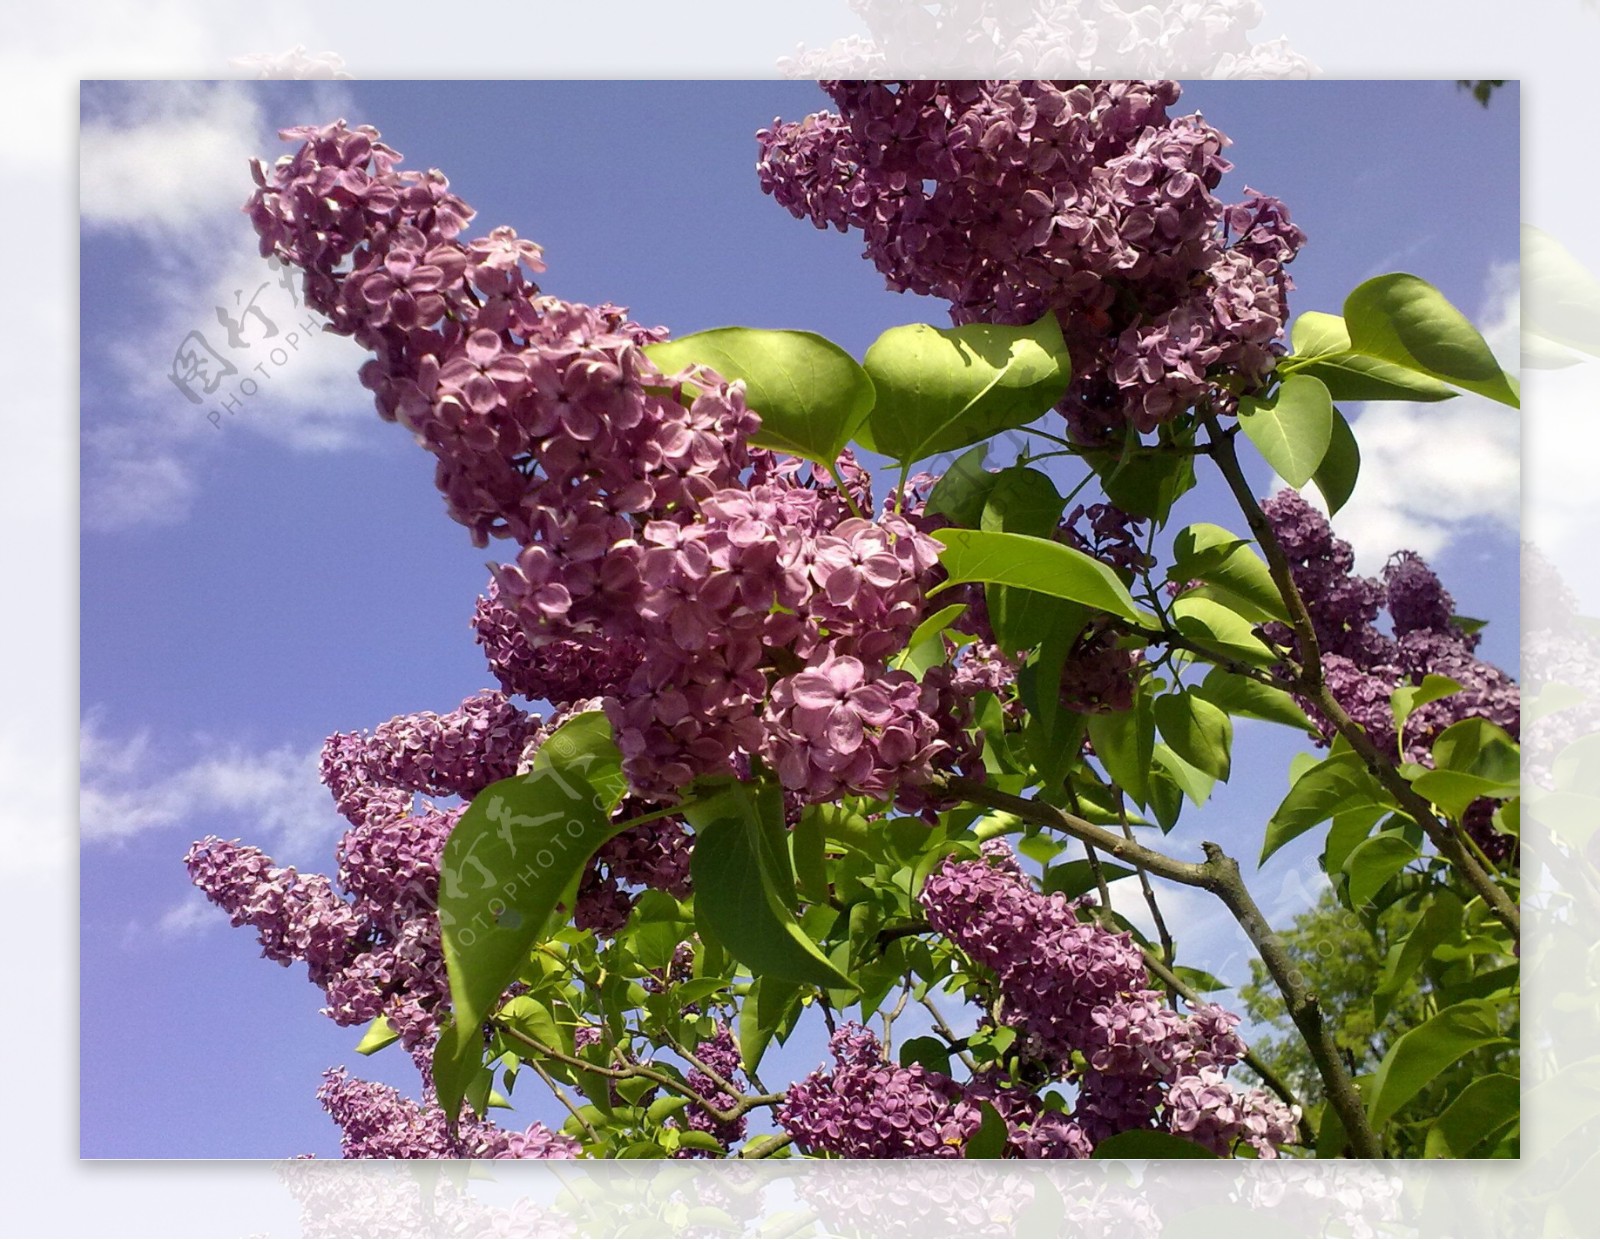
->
<box><xmin>1367</xmin><ymin>998</ymin><xmax>1512</xmax><ymax>1130</ymax></box>
<box><xmin>1343</xmin><ymin>273</ymin><xmax>1520</xmax><ymax>408</ymax></box>
<box><xmin>1153</xmin><ymin>743</ymin><xmax>1216</xmax><ymax>808</ymax></box>
<box><xmin>1042</xmin><ymin>858</ymin><xmax>1136</xmax><ymax>901</ymax></box>
<box><xmin>1312</xmin><ymin>406</ymin><xmax>1361</xmax><ymax>516</ymax></box>
<box><xmin>1432</xmin><ymin>718</ymin><xmax>1520</xmax><ymax>781</ymax></box>
<box><xmin>1147</xmin><ymin>765</ymin><xmax>1184</xmax><ymax>833</ymax></box>
<box><xmin>862</xmin><ymin>313</ymin><xmax>1073</xmax><ymax>463</ymax></box>
<box><xmin>977</xmin><ymin>466</ymin><xmax>1075</xmax><ymax>654</ymax></box>
<box><xmin>1019</xmin><ymin>627</ymin><xmax>1088</xmax><ymax>790</ymax></box>
<box><xmin>1374</xmin><ymin>890</ymin><xmax>1464</xmax><ymax>1026</ymax></box>
<box><xmin>1092</xmin><ymin>1130</ymin><xmax>1220</xmax><ymax>1159</ymax></box>
<box><xmin>891</xmin><ymin>602</ymin><xmax>968</xmax><ymax>677</ymax></box>
<box><xmin>1341</xmin><ymin>832</ymin><xmax>1419</xmax><ymax>911</ymax></box>
<box><xmin>1287</xmin><ymin>311</ymin><xmax>1459</xmax><ymax>403</ymax></box>
<box><xmin>690</xmin><ymin>812</ymin><xmax>855</xmax><ymax>992</ymax></box>
<box><xmin>355</xmin><ymin>1014</ymin><xmax>400</xmax><ymax>1056</ymax></box>
<box><xmin>935</xmin><ymin>528</ymin><xmax>1145</xmax><ymax>625</ymax></box>
<box><xmin>500</xmin><ymin>997</ymin><xmax>576</xmax><ymax>1064</ymax></box>
<box><xmin>643</xmin><ymin>327</ymin><xmax>874</xmax><ymax>464</ymax></box>
<box><xmin>1261</xmin><ymin>751</ymin><xmax>1388</xmax><ymax>865</ymax></box>
<box><xmin>1169</xmin><ymin>597</ymin><xmax>1278</xmax><ymax>668</ymax></box>
<box><xmin>645</xmin><ymin>1095</ymin><xmax>691</xmax><ymax>1124</ymax></box>
<box><xmin>1172</xmin><ymin>966</ymin><xmax>1230</xmax><ymax>994</ymax></box>
<box><xmin>1414</xmin><ymin>718</ymin><xmax>1521</xmax><ymax>816</ymax></box>
<box><xmin>791</xmin><ymin>806</ymin><xmax>831</xmax><ymax>905</ymax></box>
<box><xmin>898</xmin><ymin>1035</ymin><xmax>953</xmax><ymax>1077</ymax></box>
<box><xmin>1411</xmin><ymin>769</ymin><xmax>1520</xmax><ymax>819</ymax></box>
<box><xmin>923</xmin><ymin>445</ymin><xmax>996</xmax><ymax>528</ymax></box>
<box><xmin>433</xmin><ymin>712</ymin><xmax>629</xmax><ymax>1117</ymax></box>
<box><xmin>1087</xmin><ymin>448</ymin><xmax>1197</xmax><ymax>525</ymax></box>
<box><xmin>1086</xmin><ymin>696</ymin><xmax>1155</xmax><ymax>808</ymax></box>
<box><xmin>1195</xmin><ymin>667</ymin><xmax>1312</xmax><ymax>732</ymax></box>
<box><xmin>1169</xmin><ymin>524</ymin><xmax>1289</xmax><ymax>625</ymax></box>
<box><xmin>1391</xmin><ymin>675</ymin><xmax>1463</xmax><ymax>750</ymax></box>
<box><xmin>1237</xmin><ymin>373</ymin><xmax>1334</xmax><ymax>488</ymax></box>
<box><xmin>980</xmin><ymin>465</ymin><xmax>1065</xmax><ymax>538</ymax></box>
<box><xmin>1153</xmin><ymin>690</ymin><xmax>1233</xmax><ymax>782</ymax></box>
<box><xmin>965</xmin><ymin>1101</ymin><xmax>1010</xmax><ymax>1159</ymax></box>
<box><xmin>1424</xmin><ymin>1073</ymin><xmax>1520</xmax><ymax>1158</ymax></box>
<box><xmin>738</xmin><ymin>976</ymin><xmax>804</xmax><ymax>1075</ymax></box>
<box><xmin>1322</xmin><ymin>804</ymin><xmax>1387</xmax><ymax>876</ymax></box>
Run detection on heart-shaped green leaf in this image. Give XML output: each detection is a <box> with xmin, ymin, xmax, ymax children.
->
<box><xmin>645</xmin><ymin>327</ymin><xmax>875</xmax><ymax>464</ymax></box>
<box><xmin>1237</xmin><ymin>373</ymin><xmax>1334</xmax><ymax>488</ymax></box>
<box><xmin>1343</xmin><ymin>274</ymin><xmax>1520</xmax><ymax>408</ymax></box>
<box><xmin>433</xmin><ymin>711</ymin><xmax>630</xmax><ymax>1117</ymax></box>
<box><xmin>862</xmin><ymin>313</ymin><xmax>1072</xmax><ymax>463</ymax></box>
<box><xmin>935</xmin><ymin>527</ymin><xmax>1145</xmax><ymax>625</ymax></box>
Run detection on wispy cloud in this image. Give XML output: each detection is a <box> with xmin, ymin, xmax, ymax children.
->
<box><xmin>81</xmin><ymin>80</ymin><xmax>376</xmax><ymax>534</ymax></box>
<box><xmin>1312</xmin><ymin>262</ymin><xmax>1521</xmax><ymax>572</ymax></box>
<box><xmin>119</xmin><ymin>893</ymin><xmax>223</xmax><ymax>950</ymax></box>
<box><xmin>80</xmin><ymin>712</ymin><xmax>346</xmax><ymax>866</ymax></box>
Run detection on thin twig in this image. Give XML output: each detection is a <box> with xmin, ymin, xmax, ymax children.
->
<box><xmin>738</xmin><ymin>1132</ymin><xmax>795</xmax><ymax>1159</ymax></box>
<box><xmin>919</xmin><ymin>994</ymin><xmax>979</xmax><ymax>1073</ymax></box>
<box><xmin>525</xmin><ymin>1057</ymin><xmax>599</xmax><ymax>1144</ymax></box>
<box><xmin>496</xmin><ymin>1023</ymin><xmax>783</xmax><ymax>1128</ymax></box>
<box><xmin>1116</xmin><ymin>790</ymin><xmax>1176</xmax><ymax>977</ymax></box>
<box><xmin>944</xmin><ymin>775</ymin><xmax>1383</xmax><ymax>1157</ymax></box>
<box><xmin>1199</xmin><ymin>408</ymin><xmax>1519</xmax><ymax>946</ymax></box>
<box><xmin>1135</xmin><ymin>944</ymin><xmax>1316</xmax><ymax>1148</ymax></box>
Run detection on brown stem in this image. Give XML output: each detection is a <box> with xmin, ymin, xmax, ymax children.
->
<box><xmin>496</xmin><ymin>1023</ymin><xmax>783</xmax><ymax>1128</ymax></box>
<box><xmin>945</xmin><ymin>776</ymin><xmax>1382</xmax><ymax>1157</ymax></box>
<box><xmin>1201</xmin><ymin>410</ymin><xmax>1519</xmax><ymax>946</ymax></box>
<box><xmin>1135</xmin><ymin>943</ymin><xmax>1316</xmax><ymax>1147</ymax></box>
<box><xmin>739</xmin><ymin>1132</ymin><xmax>795</xmax><ymax>1159</ymax></box>
<box><xmin>1116</xmin><ymin>790</ymin><xmax>1176</xmax><ymax>972</ymax></box>
<box><xmin>919</xmin><ymin>994</ymin><xmax>979</xmax><ymax>1074</ymax></box>
<box><xmin>525</xmin><ymin>1057</ymin><xmax>599</xmax><ymax>1144</ymax></box>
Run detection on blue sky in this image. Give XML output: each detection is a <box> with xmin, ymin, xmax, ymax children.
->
<box><xmin>79</xmin><ymin>79</ymin><xmax>1520</xmax><ymax>1158</ymax></box>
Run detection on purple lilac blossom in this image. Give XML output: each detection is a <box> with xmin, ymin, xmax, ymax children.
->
<box><xmin>315</xmin><ymin>1067</ymin><xmax>579</xmax><ymax>1159</ymax></box>
<box><xmin>918</xmin><ymin>846</ymin><xmax>1298</xmax><ymax>1154</ymax></box>
<box><xmin>1259</xmin><ymin>489</ymin><xmax>1520</xmax><ymax>769</ymax></box>
<box><xmin>249</xmin><ymin>120</ymin><xmax>975</xmax><ymax>806</ymax></box>
<box><xmin>757</xmin><ymin>81</ymin><xmax>1304</xmax><ymax>442</ymax></box>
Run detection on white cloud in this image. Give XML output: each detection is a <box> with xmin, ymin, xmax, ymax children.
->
<box><xmin>80</xmin><ymin>712</ymin><xmax>347</xmax><ymax>866</ymax></box>
<box><xmin>121</xmin><ymin>893</ymin><xmax>222</xmax><ymax>949</ymax></box>
<box><xmin>1312</xmin><ymin>263</ymin><xmax>1521</xmax><ymax>573</ymax></box>
<box><xmin>80</xmin><ymin>80</ymin><xmax>379</xmax><ymax>533</ymax></box>
<box><xmin>80</xmin><ymin>82</ymin><xmax>266</xmax><ymax>236</ymax></box>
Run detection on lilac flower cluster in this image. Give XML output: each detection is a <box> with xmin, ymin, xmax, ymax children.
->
<box><xmin>574</xmin><ymin>817</ymin><xmax>694</xmax><ymax>937</ymax></box>
<box><xmin>473</xmin><ymin>579</ymin><xmax>640</xmax><ymax>703</ymax></box>
<box><xmin>1260</xmin><ymin>491</ymin><xmax>1520</xmax><ymax>768</ymax></box>
<box><xmin>917</xmin><ymin>846</ymin><xmax>1298</xmax><ymax>1154</ymax></box>
<box><xmin>781</xmin><ymin>1023</ymin><xmax>1106</xmax><ymax>1159</ymax></box>
<box><xmin>1058</xmin><ymin>624</ymin><xmax>1143</xmax><ymax>715</ymax></box>
<box><xmin>779</xmin><ymin>1024</ymin><xmax>987</xmax><ymax>1157</ymax></box>
<box><xmin>316</xmin><ymin>1066</ymin><xmax>578</xmax><ymax>1159</ymax></box>
<box><xmin>183</xmin><ymin>837</ymin><xmax>361</xmax><ymax>988</ymax></box>
<box><xmin>249</xmin><ymin>120</ymin><xmax>979</xmax><ymax>810</ymax></box>
<box><xmin>757</xmin><ymin>80</ymin><xmax>1305</xmax><ymax>441</ymax></box>
<box><xmin>189</xmin><ymin>688</ymin><xmax>555</xmax><ymax>1048</ymax></box>
<box><xmin>674</xmin><ymin>1024</ymin><xmax>748</xmax><ymax>1155</ymax></box>
<box><xmin>186</xmin><ymin>814</ymin><xmax>457</xmax><ymax>1050</ymax></box>
<box><xmin>319</xmin><ymin>690</ymin><xmax>543</xmax><ymax>825</ymax></box>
